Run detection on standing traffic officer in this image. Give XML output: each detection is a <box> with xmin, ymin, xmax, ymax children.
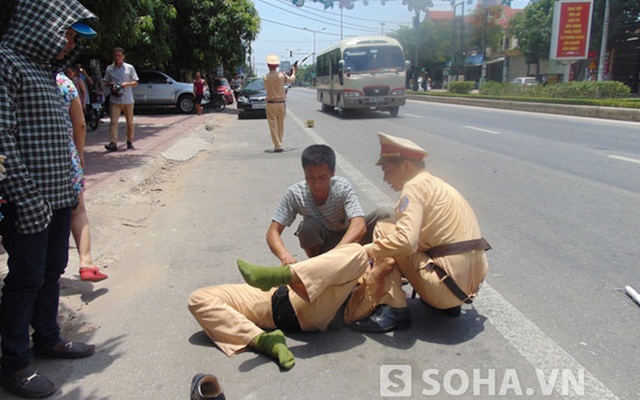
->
<box><xmin>264</xmin><ymin>54</ymin><xmax>297</xmax><ymax>152</ymax></box>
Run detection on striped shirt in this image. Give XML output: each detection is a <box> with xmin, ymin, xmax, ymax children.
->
<box><xmin>272</xmin><ymin>176</ymin><xmax>364</xmax><ymax>232</ymax></box>
<box><xmin>0</xmin><ymin>0</ymin><xmax>95</xmax><ymax>234</ymax></box>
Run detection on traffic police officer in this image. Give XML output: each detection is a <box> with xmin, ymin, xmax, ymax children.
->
<box><xmin>345</xmin><ymin>132</ymin><xmax>491</xmax><ymax>332</ymax></box>
<box><xmin>264</xmin><ymin>54</ymin><xmax>296</xmax><ymax>152</ymax></box>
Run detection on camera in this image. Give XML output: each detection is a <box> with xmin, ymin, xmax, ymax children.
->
<box><xmin>110</xmin><ymin>83</ymin><xmax>123</xmax><ymax>97</ymax></box>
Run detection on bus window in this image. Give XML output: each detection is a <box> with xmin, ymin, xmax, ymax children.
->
<box><xmin>343</xmin><ymin>46</ymin><xmax>404</xmax><ymax>73</ymax></box>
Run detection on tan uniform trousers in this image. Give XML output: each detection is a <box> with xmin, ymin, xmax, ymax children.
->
<box><xmin>109</xmin><ymin>103</ymin><xmax>135</xmax><ymax>144</ymax></box>
<box><xmin>188</xmin><ymin>243</ymin><xmax>369</xmax><ymax>356</ymax></box>
<box><xmin>266</xmin><ymin>102</ymin><xmax>286</xmax><ymax>150</ymax></box>
<box><xmin>345</xmin><ymin>220</ymin><xmax>483</xmax><ymax>323</ymax></box>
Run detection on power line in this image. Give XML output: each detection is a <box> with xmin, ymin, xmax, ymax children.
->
<box><xmin>257</xmin><ymin>0</ymin><xmax>382</xmax><ymax>33</ymax></box>
<box><xmin>259</xmin><ymin>16</ymin><xmax>342</xmax><ymax>36</ymax></box>
<box><xmin>273</xmin><ymin>0</ymin><xmax>409</xmax><ymax>25</ymax></box>
<box><xmin>257</xmin><ymin>0</ymin><xmax>401</xmax><ymax>33</ymax></box>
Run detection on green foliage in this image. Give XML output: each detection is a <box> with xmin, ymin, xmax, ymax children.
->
<box><xmin>479</xmin><ymin>80</ymin><xmax>631</xmax><ymax>99</ymax></box>
<box><xmin>0</xmin><ymin>0</ymin><xmax>259</xmax><ymax>80</ymax></box>
<box><xmin>449</xmin><ymin>81</ymin><xmax>475</xmax><ymax>94</ymax></box>
<box><xmin>295</xmin><ymin>64</ymin><xmax>315</xmax><ymax>86</ymax></box>
<box><xmin>172</xmin><ymin>0</ymin><xmax>259</xmax><ymax>79</ymax></box>
<box><xmin>467</xmin><ymin>5</ymin><xmax>504</xmax><ymax>55</ymax></box>
<box><xmin>415</xmin><ymin>89</ymin><xmax>640</xmax><ymax>108</ymax></box>
<box><xmin>389</xmin><ymin>19</ymin><xmax>453</xmax><ymax>71</ymax></box>
<box><xmin>508</xmin><ymin>0</ymin><xmax>554</xmax><ymax>66</ymax></box>
<box><xmin>479</xmin><ymin>81</ymin><xmax>530</xmax><ymax>96</ymax></box>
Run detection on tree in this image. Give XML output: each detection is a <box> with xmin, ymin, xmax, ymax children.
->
<box><xmin>467</xmin><ymin>4</ymin><xmax>504</xmax><ymax>58</ymax></box>
<box><xmin>171</xmin><ymin>0</ymin><xmax>259</xmax><ymax>79</ymax></box>
<box><xmin>508</xmin><ymin>0</ymin><xmax>554</xmax><ymax>77</ymax></box>
<box><xmin>78</xmin><ymin>0</ymin><xmax>177</xmax><ymax>69</ymax></box>
<box><xmin>0</xmin><ymin>0</ymin><xmax>260</xmax><ymax>80</ymax></box>
<box><xmin>390</xmin><ymin>19</ymin><xmax>453</xmax><ymax>71</ymax></box>
<box><xmin>591</xmin><ymin>0</ymin><xmax>640</xmax><ymax>49</ymax></box>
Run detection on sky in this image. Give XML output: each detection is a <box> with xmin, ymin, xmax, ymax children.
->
<box><xmin>250</xmin><ymin>0</ymin><xmax>531</xmax><ymax>75</ymax></box>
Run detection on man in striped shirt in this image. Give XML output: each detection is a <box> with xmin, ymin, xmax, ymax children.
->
<box><xmin>266</xmin><ymin>144</ymin><xmax>391</xmax><ymax>265</ymax></box>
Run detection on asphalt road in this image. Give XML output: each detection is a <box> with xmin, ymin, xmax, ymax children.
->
<box><xmin>2</xmin><ymin>90</ymin><xmax>639</xmax><ymax>399</ymax></box>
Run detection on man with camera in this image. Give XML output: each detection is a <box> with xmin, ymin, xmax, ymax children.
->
<box><xmin>103</xmin><ymin>47</ymin><xmax>138</xmax><ymax>152</ymax></box>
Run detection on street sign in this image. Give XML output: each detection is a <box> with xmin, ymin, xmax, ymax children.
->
<box><xmin>550</xmin><ymin>0</ymin><xmax>594</xmax><ymax>60</ymax></box>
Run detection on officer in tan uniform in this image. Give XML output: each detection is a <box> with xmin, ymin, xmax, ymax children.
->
<box><xmin>188</xmin><ymin>243</ymin><xmax>368</xmax><ymax>370</ymax></box>
<box><xmin>264</xmin><ymin>54</ymin><xmax>296</xmax><ymax>152</ymax></box>
<box><xmin>345</xmin><ymin>132</ymin><xmax>490</xmax><ymax>332</ymax></box>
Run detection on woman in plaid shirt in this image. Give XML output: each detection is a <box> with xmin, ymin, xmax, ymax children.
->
<box><xmin>0</xmin><ymin>0</ymin><xmax>98</xmax><ymax>397</ymax></box>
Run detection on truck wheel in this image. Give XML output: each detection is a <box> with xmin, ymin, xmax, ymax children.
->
<box><xmin>178</xmin><ymin>95</ymin><xmax>195</xmax><ymax>114</ymax></box>
<box><xmin>390</xmin><ymin>106</ymin><xmax>399</xmax><ymax>117</ymax></box>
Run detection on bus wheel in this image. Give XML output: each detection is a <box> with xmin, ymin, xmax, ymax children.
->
<box><xmin>322</xmin><ymin>103</ymin><xmax>334</xmax><ymax>112</ymax></box>
<box><xmin>390</xmin><ymin>106</ymin><xmax>399</xmax><ymax>117</ymax></box>
<box><xmin>337</xmin><ymin>98</ymin><xmax>348</xmax><ymax>118</ymax></box>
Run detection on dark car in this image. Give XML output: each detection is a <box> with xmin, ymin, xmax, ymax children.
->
<box><xmin>211</xmin><ymin>77</ymin><xmax>234</xmax><ymax>105</ymax></box>
<box><xmin>236</xmin><ymin>77</ymin><xmax>267</xmax><ymax>119</ymax></box>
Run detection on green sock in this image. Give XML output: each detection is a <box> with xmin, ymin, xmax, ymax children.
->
<box><xmin>237</xmin><ymin>259</ymin><xmax>291</xmax><ymax>291</ymax></box>
<box><xmin>252</xmin><ymin>330</ymin><xmax>295</xmax><ymax>370</ymax></box>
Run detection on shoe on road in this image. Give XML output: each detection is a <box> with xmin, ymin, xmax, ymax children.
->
<box><xmin>350</xmin><ymin>304</ymin><xmax>411</xmax><ymax>333</ymax></box>
<box><xmin>0</xmin><ymin>367</ymin><xmax>56</xmax><ymax>398</ymax></box>
<box><xmin>104</xmin><ymin>142</ymin><xmax>117</xmax><ymax>152</ymax></box>
<box><xmin>80</xmin><ymin>267</ymin><xmax>108</xmax><ymax>282</ymax></box>
<box><xmin>126</xmin><ymin>141</ymin><xmax>135</xmax><ymax>150</ymax></box>
<box><xmin>190</xmin><ymin>373</ymin><xmax>225</xmax><ymax>400</ymax></box>
<box><xmin>33</xmin><ymin>339</ymin><xmax>95</xmax><ymax>359</ymax></box>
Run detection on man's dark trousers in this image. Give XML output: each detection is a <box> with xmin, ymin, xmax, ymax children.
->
<box><xmin>0</xmin><ymin>204</ymin><xmax>72</xmax><ymax>373</ymax></box>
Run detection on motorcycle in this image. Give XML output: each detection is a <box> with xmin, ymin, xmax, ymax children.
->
<box><xmin>85</xmin><ymin>90</ymin><xmax>104</xmax><ymax>131</ymax></box>
<box><xmin>201</xmin><ymin>89</ymin><xmax>225</xmax><ymax>112</ymax></box>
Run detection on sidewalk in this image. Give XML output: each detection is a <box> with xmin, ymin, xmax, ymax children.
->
<box><xmin>0</xmin><ymin>107</ymin><xmax>224</xmax><ymax>290</ymax></box>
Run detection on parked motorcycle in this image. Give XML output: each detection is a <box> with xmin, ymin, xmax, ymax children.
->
<box><xmin>85</xmin><ymin>91</ymin><xmax>104</xmax><ymax>131</ymax></box>
<box><xmin>201</xmin><ymin>89</ymin><xmax>225</xmax><ymax>112</ymax></box>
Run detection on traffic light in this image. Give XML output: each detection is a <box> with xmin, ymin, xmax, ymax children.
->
<box><xmin>290</xmin><ymin>50</ymin><xmax>293</xmax><ymax>57</ymax></box>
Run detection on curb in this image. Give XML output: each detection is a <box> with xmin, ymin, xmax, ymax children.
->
<box><xmin>407</xmin><ymin>94</ymin><xmax>640</xmax><ymax>122</ymax></box>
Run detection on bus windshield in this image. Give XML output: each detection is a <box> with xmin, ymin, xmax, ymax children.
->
<box><xmin>343</xmin><ymin>46</ymin><xmax>405</xmax><ymax>74</ymax></box>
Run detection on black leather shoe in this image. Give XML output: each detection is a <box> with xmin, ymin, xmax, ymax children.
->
<box><xmin>126</xmin><ymin>141</ymin><xmax>135</xmax><ymax>150</ymax></box>
<box><xmin>33</xmin><ymin>339</ymin><xmax>95</xmax><ymax>359</ymax></box>
<box><xmin>104</xmin><ymin>142</ymin><xmax>117</xmax><ymax>152</ymax></box>
<box><xmin>350</xmin><ymin>304</ymin><xmax>411</xmax><ymax>333</ymax></box>
<box><xmin>0</xmin><ymin>367</ymin><xmax>56</xmax><ymax>398</ymax></box>
<box><xmin>190</xmin><ymin>373</ymin><xmax>225</xmax><ymax>400</ymax></box>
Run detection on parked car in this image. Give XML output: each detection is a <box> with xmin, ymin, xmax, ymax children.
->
<box><xmin>211</xmin><ymin>77</ymin><xmax>234</xmax><ymax>105</ymax></box>
<box><xmin>132</xmin><ymin>70</ymin><xmax>196</xmax><ymax>113</ymax></box>
<box><xmin>510</xmin><ymin>77</ymin><xmax>538</xmax><ymax>86</ymax></box>
<box><xmin>236</xmin><ymin>77</ymin><xmax>267</xmax><ymax>119</ymax></box>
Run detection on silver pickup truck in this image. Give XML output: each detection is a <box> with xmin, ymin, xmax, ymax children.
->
<box><xmin>132</xmin><ymin>70</ymin><xmax>197</xmax><ymax>113</ymax></box>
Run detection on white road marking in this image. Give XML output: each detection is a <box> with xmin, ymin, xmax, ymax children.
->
<box><xmin>289</xmin><ymin>109</ymin><xmax>620</xmax><ymax>399</ymax></box>
<box><xmin>608</xmin><ymin>155</ymin><xmax>640</xmax><ymax>165</ymax></box>
<box><xmin>403</xmin><ymin>113</ymin><xmax>422</xmax><ymax>118</ymax></box>
<box><xmin>465</xmin><ymin>125</ymin><xmax>502</xmax><ymax>135</ymax></box>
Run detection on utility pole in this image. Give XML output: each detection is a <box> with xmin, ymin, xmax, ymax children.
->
<box><xmin>597</xmin><ymin>0</ymin><xmax>610</xmax><ymax>81</ymax></box>
<box><xmin>412</xmin><ymin>9</ymin><xmax>421</xmax><ymax>91</ymax></box>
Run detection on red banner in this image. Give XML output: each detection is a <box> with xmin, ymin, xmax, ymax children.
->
<box><xmin>550</xmin><ymin>0</ymin><xmax>593</xmax><ymax>60</ymax></box>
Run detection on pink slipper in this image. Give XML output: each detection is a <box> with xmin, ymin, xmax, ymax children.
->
<box><xmin>80</xmin><ymin>267</ymin><xmax>108</xmax><ymax>282</ymax></box>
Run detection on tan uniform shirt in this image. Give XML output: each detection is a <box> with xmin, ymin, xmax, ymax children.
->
<box><xmin>366</xmin><ymin>170</ymin><xmax>488</xmax><ymax>296</ymax></box>
<box><xmin>264</xmin><ymin>70</ymin><xmax>294</xmax><ymax>101</ymax></box>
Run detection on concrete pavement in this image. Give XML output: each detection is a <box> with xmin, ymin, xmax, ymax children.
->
<box><xmin>0</xmin><ymin>94</ymin><xmax>632</xmax><ymax>399</ymax></box>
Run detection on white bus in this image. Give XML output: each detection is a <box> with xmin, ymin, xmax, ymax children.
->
<box><xmin>315</xmin><ymin>36</ymin><xmax>407</xmax><ymax>117</ymax></box>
